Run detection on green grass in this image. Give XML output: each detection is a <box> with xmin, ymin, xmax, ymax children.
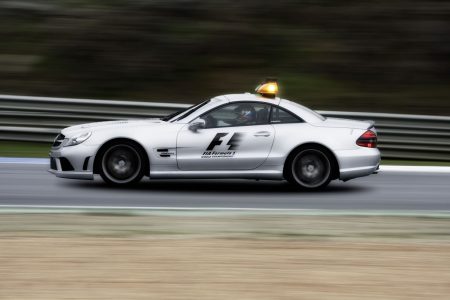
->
<box><xmin>381</xmin><ymin>159</ymin><xmax>450</xmax><ymax>166</ymax></box>
<box><xmin>0</xmin><ymin>141</ymin><xmax>449</xmax><ymax>166</ymax></box>
<box><xmin>0</xmin><ymin>141</ymin><xmax>51</xmax><ymax>158</ymax></box>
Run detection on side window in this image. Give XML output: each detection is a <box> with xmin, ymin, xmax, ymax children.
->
<box><xmin>200</xmin><ymin>102</ymin><xmax>271</xmax><ymax>128</ymax></box>
<box><xmin>270</xmin><ymin>106</ymin><xmax>302</xmax><ymax>124</ymax></box>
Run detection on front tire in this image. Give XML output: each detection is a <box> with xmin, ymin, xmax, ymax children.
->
<box><xmin>99</xmin><ymin>143</ymin><xmax>145</xmax><ymax>185</ymax></box>
<box><xmin>286</xmin><ymin>148</ymin><xmax>332</xmax><ymax>190</ymax></box>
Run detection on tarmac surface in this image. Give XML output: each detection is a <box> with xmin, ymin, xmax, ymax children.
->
<box><xmin>1</xmin><ymin>163</ymin><xmax>449</xmax><ymax>211</ymax></box>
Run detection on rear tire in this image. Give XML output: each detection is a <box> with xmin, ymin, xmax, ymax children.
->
<box><xmin>286</xmin><ymin>148</ymin><xmax>332</xmax><ymax>190</ymax></box>
<box><xmin>99</xmin><ymin>142</ymin><xmax>145</xmax><ymax>185</ymax></box>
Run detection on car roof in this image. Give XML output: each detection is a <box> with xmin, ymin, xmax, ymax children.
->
<box><xmin>221</xmin><ymin>93</ymin><xmax>281</xmax><ymax>105</ymax></box>
<box><xmin>218</xmin><ymin>93</ymin><xmax>324</xmax><ymax>123</ymax></box>
<box><xmin>176</xmin><ymin>93</ymin><xmax>325</xmax><ymax>123</ymax></box>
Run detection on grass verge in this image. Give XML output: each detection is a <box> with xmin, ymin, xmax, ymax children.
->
<box><xmin>0</xmin><ymin>213</ymin><xmax>449</xmax><ymax>299</ymax></box>
<box><xmin>0</xmin><ymin>141</ymin><xmax>51</xmax><ymax>158</ymax></box>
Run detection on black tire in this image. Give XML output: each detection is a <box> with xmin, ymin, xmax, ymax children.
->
<box><xmin>99</xmin><ymin>142</ymin><xmax>145</xmax><ymax>185</ymax></box>
<box><xmin>286</xmin><ymin>148</ymin><xmax>332</xmax><ymax>190</ymax></box>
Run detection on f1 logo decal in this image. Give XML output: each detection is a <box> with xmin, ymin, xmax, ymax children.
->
<box><xmin>206</xmin><ymin>133</ymin><xmax>228</xmax><ymax>151</ymax></box>
<box><xmin>206</xmin><ymin>133</ymin><xmax>243</xmax><ymax>151</ymax></box>
<box><xmin>227</xmin><ymin>133</ymin><xmax>243</xmax><ymax>150</ymax></box>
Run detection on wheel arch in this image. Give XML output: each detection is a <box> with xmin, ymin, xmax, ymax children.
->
<box><xmin>93</xmin><ymin>138</ymin><xmax>150</xmax><ymax>177</ymax></box>
<box><xmin>283</xmin><ymin>142</ymin><xmax>340</xmax><ymax>180</ymax></box>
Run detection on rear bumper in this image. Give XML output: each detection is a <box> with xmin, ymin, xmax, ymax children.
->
<box><xmin>335</xmin><ymin>147</ymin><xmax>380</xmax><ymax>181</ymax></box>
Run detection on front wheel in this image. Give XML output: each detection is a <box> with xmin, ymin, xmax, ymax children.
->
<box><xmin>287</xmin><ymin>148</ymin><xmax>332</xmax><ymax>190</ymax></box>
<box><xmin>99</xmin><ymin>143</ymin><xmax>145</xmax><ymax>185</ymax></box>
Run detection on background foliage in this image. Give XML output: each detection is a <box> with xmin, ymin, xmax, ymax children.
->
<box><xmin>0</xmin><ymin>0</ymin><xmax>449</xmax><ymax>114</ymax></box>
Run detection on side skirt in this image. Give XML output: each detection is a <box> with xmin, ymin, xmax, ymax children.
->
<box><xmin>149</xmin><ymin>170</ymin><xmax>283</xmax><ymax>180</ymax></box>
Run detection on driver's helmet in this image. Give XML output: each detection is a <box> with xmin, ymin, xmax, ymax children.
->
<box><xmin>235</xmin><ymin>104</ymin><xmax>256</xmax><ymax>124</ymax></box>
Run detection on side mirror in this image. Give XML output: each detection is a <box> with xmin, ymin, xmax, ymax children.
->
<box><xmin>188</xmin><ymin>119</ymin><xmax>206</xmax><ymax>132</ymax></box>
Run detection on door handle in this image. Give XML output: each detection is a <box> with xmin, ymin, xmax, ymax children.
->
<box><xmin>254</xmin><ymin>131</ymin><xmax>271</xmax><ymax>137</ymax></box>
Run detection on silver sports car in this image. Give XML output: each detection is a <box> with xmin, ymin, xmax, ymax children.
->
<box><xmin>49</xmin><ymin>80</ymin><xmax>380</xmax><ymax>190</ymax></box>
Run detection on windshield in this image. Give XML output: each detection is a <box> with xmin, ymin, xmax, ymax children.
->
<box><xmin>160</xmin><ymin>105</ymin><xmax>193</xmax><ymax>122</ymax></box>
<box><xmin>160</xmin><ymin>100</ymin><xmax>210</xmax><ymax>122</ymax></box>
<box><xmin>169</xmin><ymin>100</ymin><xmax>211</xmax><ymax>122</ymax></box>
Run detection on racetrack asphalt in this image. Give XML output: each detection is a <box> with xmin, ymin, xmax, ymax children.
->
<box><xmin>1</xmin><ymin>162</ymin><xmax>450</xmax><ymax>211</ymax></box>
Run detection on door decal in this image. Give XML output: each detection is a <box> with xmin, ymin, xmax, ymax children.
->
<box><xmin>202</xmin><ymin>132</ymin><xmax>244</xmax><ymax>158</ymax></box>
<box><xmin>227</xmin><ymin>133</ymin><xmax>243</xmax><ymax>150</ymax></box>
<box><xmin>206</xmin><ymin>133</ymin><xmax>228</xmax><ymax>151</ymax></box>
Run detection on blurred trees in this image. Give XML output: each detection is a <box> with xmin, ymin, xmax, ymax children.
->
<box><xmin>0</xmin><ymin>0</ymin><xmax>449</xmax><ymax>114</ymax></box>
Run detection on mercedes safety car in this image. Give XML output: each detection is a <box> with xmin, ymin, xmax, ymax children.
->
<box><xmin>49</xmin><ymin>79</ymin><xmax>380</xmax><ymax>190</ymax></box>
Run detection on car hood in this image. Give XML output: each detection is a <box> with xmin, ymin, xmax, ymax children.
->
<box><xmin>313</xmin><ymin>117</ymin><xmax>374</xmax><ymax>130</ymax></box>
<box><xmin>62</xmin><ymin>119</ymin><xmax>164</xmax><ymax>136</ymax></box>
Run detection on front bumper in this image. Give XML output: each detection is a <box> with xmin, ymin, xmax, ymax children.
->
<box><xmin>48</xmin><ymin>144</ymin><xmax>96</xmax><ymax>180</ymax></box>
<box><xmin>48</xmin><ymin>168</ymin><xmax>93</xmax><ymax>180</ymax></box>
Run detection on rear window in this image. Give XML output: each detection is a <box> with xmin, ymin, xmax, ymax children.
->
<box><xmin>287</xmin><ymin>101</ymin><xmax>326</xmax><ymax>121</ymax></box>
<box><xmin>270</xmin><ymin>106</ymin><xmax>303</xmax><ymax>124</ymax></box>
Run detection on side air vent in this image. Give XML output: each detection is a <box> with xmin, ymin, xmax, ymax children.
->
<box><xmin>156</xmin><ymin>148</ymin><xmax>175</xmax><ymax>158</ymax></box>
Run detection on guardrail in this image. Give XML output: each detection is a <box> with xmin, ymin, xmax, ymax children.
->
<box><xmin>1</xmin><ymin>94</ymin><xmax>449</xmax><ymax>161</ymax></box>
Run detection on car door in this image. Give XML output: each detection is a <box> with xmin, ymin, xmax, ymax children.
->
<box><xmin>176</xmin><ymin>102</ymin><xmax>275</xmax><ymax>170</ymax></box>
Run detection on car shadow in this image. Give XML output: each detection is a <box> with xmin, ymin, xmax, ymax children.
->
<box><xmin>64</xmin><ymin>178</ymin><xmax>371</xmax><ymax>195</ymax></box>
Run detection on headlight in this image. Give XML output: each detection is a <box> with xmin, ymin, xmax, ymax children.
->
<box><xmin>64</xmin><ymin>131</ymin><xmax>92</xmax><ymax>147</ymax></box>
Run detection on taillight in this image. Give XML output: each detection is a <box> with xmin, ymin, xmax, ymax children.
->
<box><xmin>356</xmin><ymin>130</ymin><xmax>377</xmax><ymax>148</ymax></box>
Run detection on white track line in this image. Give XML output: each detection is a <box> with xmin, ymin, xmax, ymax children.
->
<box><xmin>0</xmin><ymin>157</ymin><xmax>449</xmax><ymax>173</ymax></box>
<box><xmin>379</xmin><ymin>165</ymin><xmax>450</xmax><ymax>173</ymax></box>
<box><xmin>0</xmin><ymin>204</ymin><xmax>309</xmax><ymax>211</ymax></box>
<box><xmin>0</xmin><ymin>157</ymin><xmax>48</xmax><ymax>164</ymax></box>
<box><xmin>0</xmin><ymin>205</ymin><xmax>449</xmax><ymax>217</ymax></box>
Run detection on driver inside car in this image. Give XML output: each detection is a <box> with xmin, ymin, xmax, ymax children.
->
<box><xmin>234</xmin><ymin>104</ymin><xmax>257</xmax><ymax>126</ymax></box>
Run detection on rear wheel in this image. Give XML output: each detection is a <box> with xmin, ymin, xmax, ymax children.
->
<box><xmin>287</xmin><ymin>148</ymin><xmax>332</xmax><ymax>190</ymax></box>
<box><xmin>99</xmin><ymin>143</ymin><xmax>145</xmax><ymax>185</ymax></box>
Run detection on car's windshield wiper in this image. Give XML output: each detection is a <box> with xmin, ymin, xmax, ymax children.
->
<box><xmin>160</xmin><ymin>106</ymin><xmax>193</xmax><ymax>121</ymax></box>
<box><xmin>160</xmin><ymin>100</ymin><xmax>210</xmax><ymax>122</ymax></box>
<box><xmin>160</xmin><ymin>110</ymin><xmax>184</xmax><ymax>121</ymax></box>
